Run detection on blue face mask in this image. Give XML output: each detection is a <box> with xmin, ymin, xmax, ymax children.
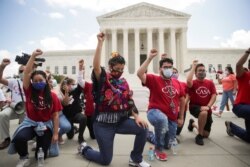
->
<box><xmin>32</xmin><ymin>82</ymin><xmax>46</xmax><ymax>90</ymax></box>
<box><xmin>172</xmin><ymin>73</ymin><xmax>179</xmax><ymax>79</ymax></box>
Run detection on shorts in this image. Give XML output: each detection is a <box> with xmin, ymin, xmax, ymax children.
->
<box><xmin>189</xmin><ymin>105</ymin><xmax>213</xmax><ymax>132</ymax></box>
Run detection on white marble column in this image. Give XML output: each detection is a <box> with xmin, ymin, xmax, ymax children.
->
<box><xmin>180</xmin><ymin>28</ymin><xmax>187</xmax><ymax>73</ymax></box>
<box><xmin>158</xmin><ymin>28</ymin><xmax>164</xmax><ymax>56</ymax></box>
<box><xmin>170</xmin><ymin>28</ymin><xmax>176</xmax><ymax>65</ymax></box>
<box><xmin>134</xmin><ymin>28</ymin><xmax>140</xmax><ymax>73</ymax></box>
<box><xmin>147</xmin><ymin>28</ymin><xmax>153</xmax><ymax>72</ymax></box>
<box><xmin>123</xmin><ymin>28</ymin><xmax>129</xmax><ymax>73</ymax></box>
<box><xmin>112</xmin><ymin>28</ymin><xmax>117</xmax><ymax>52</ymax></box>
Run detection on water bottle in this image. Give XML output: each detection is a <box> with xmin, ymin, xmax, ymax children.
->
<box><xmin>37</xmin><ymin>147</ymin><xmax>44</xmax><ymax>167</ymax></box>
<box><xmin>170</xmin><ymin>138</ymin><xmax>178</xmax><ymax>155</ymax></box>
<box><xmin>148</xmin><ymin>147</ymin><xmax>154</xmax><ymax>161</ymax></box>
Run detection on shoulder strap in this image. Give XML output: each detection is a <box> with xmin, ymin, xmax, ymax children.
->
<box><xmin>17</xmin><ymin>80</ymin><xmax>24</xmax><ymax>102</ymax></box>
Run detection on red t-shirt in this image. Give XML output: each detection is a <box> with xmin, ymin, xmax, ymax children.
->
<box><xmin>235</xmin><ymin>71</ymin><xmax>250</xmax><ymax>105</ymax></box>
<box><xmin>83</xmin><ymin>82</ymin><xmax>94</xmax><ymax>116</ymax></box>
<box><xmin>180</xmin><ymin>81</ymin><xmax>188</xmax><ymax>112</ymax></box>
<box><xmin>24</xmin><ymin>85</ymin><xmax>62</xmax><ymax>122</ymax></box>
<box><xmin>144</xmin><ymin>74</ymin><xmax>185</xmax><ymax>121</ymax></box>
<box><xmin>188</xmin><ymin>79</ymin><xmax>217</xmax><ymax>109</ymax></box>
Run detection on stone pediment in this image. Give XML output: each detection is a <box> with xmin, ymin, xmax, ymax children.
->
<box><xmin>97</xmin><ymin>2</ymin><xmax>190</xmax><ymax>19</ymax></box>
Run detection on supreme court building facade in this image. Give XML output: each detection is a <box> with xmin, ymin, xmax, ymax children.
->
<box><xmin>42</xmin><ymin>2</ymin><xmax>245</xmax><ymax>86</ymax></box>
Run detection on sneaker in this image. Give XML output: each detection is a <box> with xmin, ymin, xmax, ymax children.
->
<box><xmin>16</xmin><ymin>158</ymin><xmax>30</xmax><ymax>167</ymax></box>
<box><xmin>0</xmin><ymin>138</ymin><xmax>10</xmax><ymax>150</ymax></box>
<box><xmin>195</xmin><ymin>134</ymin><xmax>204</xmax><ymax>145</ymax></box>
<box><xmin>225</xmin><ymin>121</ymin><xmax>234</xmax><ymax>136</ymax></box>
<box><xmin>188</xmin><ymin>119</ymin><xmax>194</xmax><ymax>132</ymax></box>
<box><xmin>129</xmin><ymin>158</ymin><xmax>151</xmax><ymax>167</ymax></box>
<box><xmin>154</xmin><ymin>150</ymin><xmax>167</xmax><ymax>161</ymax></box>
<box><xmin>58</xmin><ymin>136</ymin><xmax>65</xmax><ymax>145</ymax></box>
<box><xmin>77</xmin><ymin>142</ymin><xmax>87</xmax><ymax>154</ymax></box>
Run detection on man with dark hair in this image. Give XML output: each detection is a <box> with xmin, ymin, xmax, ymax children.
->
<box><xmin>137</xmin><ymin>49</ymin><xmax>185</xmax><ymax>161</ymax></box>
<box><xmin>187</xmin><ymin>60</ymin><xmax>217</xmax><ymax>145</ymax></box>
<box><xmin>0</xmin><ymin>58</ymin><xmax>26</xmax><ymax>150</ymax></box>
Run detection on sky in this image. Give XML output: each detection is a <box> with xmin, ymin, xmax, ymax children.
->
<box><xmin>0</xmin><ymin>0</ymin><xmax>250</xmax><ymax>76</ymax></box>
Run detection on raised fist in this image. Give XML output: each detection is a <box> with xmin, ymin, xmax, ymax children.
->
<box><xmin>149</xmin><ymin>48</ymin><xmax>158</xmax><ymax>59</ymax></box>
<box><xmin>32</xmin><ymin>49</ymin><xmax>43</xmax><ymax>57</ymax></box>
<box><xmin>1</xmin><ymin>58</ymin><xmax>11</xmax><ymax>67</ymax></box>
<box><xmin>97</xmin><ymin>32</ymin><xmax>105</xmax><ymax>42</ymax></box>
<box><xmin>79</xmin><ymin>59</ymin><xmax>85</xmax><ymax>70</ymax></box>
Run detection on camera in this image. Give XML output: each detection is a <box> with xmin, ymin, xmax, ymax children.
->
<box><xmin>15</xmin><ymin>53</ymin><xmax>45</xmax><ymax>66</ymax></box>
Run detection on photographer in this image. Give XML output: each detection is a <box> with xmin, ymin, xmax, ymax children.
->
<box><xmin>0</xmin><ymin>59</ymin><xmax>26</xmax><ymax>150</ymax></box>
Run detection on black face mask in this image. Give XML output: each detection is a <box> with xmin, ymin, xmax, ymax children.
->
<box><xmin>110</xmin><ymin>69</ymin><xmax>123</xmax><ymax>79</ymax></box>
<box><xmin>197</xmin><ymin>72</ymin><xmax>206</xmax><ymax>80</ymax></box>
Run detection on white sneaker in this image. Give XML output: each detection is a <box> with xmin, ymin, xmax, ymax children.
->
<box><xmin>16</xmin><ymin>158</ymin><xmax>30</xmax><ymax>167</ymax></box>
<box><xmin>77</xmin><ymin>142</ymin><xmax>87</xmax><ymax>154</ymax></box>
<box><xmin>129</xmin><ymin>158</ymin><xmax>151</xmax><ymax>167</ymax></box>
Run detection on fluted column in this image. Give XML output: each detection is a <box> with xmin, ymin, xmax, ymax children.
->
<box><xmin>147</xmin><ymin>28</ymin><xmax>153</xmax><ymax>72</ymax></box>
<box><xmin>112</xmin><ymin>28</ymin><xmax>117</xmax><ymax>52</ymax></box>
<box><xmin>158</xmin><ymin>28</ymin><xmax>164</xmax><ymax>57</ymax></box>
<box><xmin>123</xmin><ymin>28</ymin><xmax>129</xmax><ymax>73</ymax></box>
<box><xmin>180</xmin><ymin>28</ymin><xmax>187</xmax><ymax>73</ymax></box>
<box><xmin>134</xmin><ymin>28</ymin><xmax>140</xmax><ymax>73</ymax></box>
<box><xmin>170</xmin><ymin>28</ymin><xmax>176</xmax><ymax>65</ymax></box>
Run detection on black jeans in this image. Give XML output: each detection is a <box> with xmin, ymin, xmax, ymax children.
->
<box><xmin>12</xmin><ymin>126</ymin><xmax>52</xmax><ymax>159</ymax></box>
<box><xmin>87</xmin><ymin>116</ymin><xmax>95</xmax><ymax>139</ymax></box>
<box><xmin>66</xmin><ymin>112</ymin><xmax>87</xmax><ymax>140</ymax></box>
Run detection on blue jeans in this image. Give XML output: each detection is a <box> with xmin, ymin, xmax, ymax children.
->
<box><xmin>231</xmin><ymin>104</ymin><xmax>250</xmax><ymax>143</ymax></box>
<box><xmin>59</xmin><ymin>112</ymin><xmax>71</xmax><ymax>136</ymax></box>
<box><xmin>219</xmin><ymin>90</ymin><xmax>235</xmax><ymax>112</ymax></box>
<box><xmin>83</xmin><ymin>118</ymin><xmax>147</xmax><ymax>165</ymax></box>
<box><xmin>147</xmin><ymin>109</ymin><xmax>177</xmax><ymax>151</ymax></box>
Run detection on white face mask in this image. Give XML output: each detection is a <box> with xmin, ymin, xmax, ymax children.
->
<box><xmin>70</xmin><ymin>85</ymin><xmax>77</xmax><ymax>92</ymax></box>
<box><xmin>163</xmin><ymin>68</ymin><xmax>173</xmax><ymax>78</ymax></box>
<box><xmin>52</xmin><ymin>79</ymin><xmax>57</xmax><ymax>88</ymax></box>
<box><xmin>172</xmin><ymin>73</ymin><xmax>179</xmax><ymax>79</ymax></box>
<box><xmin>224</xmin><ymin>70</ymin><xmax>229</xmax><ymax>76</ymax></box>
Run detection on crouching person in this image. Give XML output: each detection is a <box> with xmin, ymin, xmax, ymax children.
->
<box><xmin>8</xmin><ymin>49</ymin><xmax>62</xmax><ymax>167</ymax></box>
<box><xmin>78</xmin><ymin>32</ymin><xmax>150</xmax><ymax>167</ymax></box>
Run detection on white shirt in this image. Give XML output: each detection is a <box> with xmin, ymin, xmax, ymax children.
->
<box><xmin>7</xmin><ymin>79</ymin><xmax>26</xmax><ymax>104</ymax></box>
<box><xmin>0</xmin><ymin>89</ymin><xmax>6</xmax><ymax>102</ymax></box>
